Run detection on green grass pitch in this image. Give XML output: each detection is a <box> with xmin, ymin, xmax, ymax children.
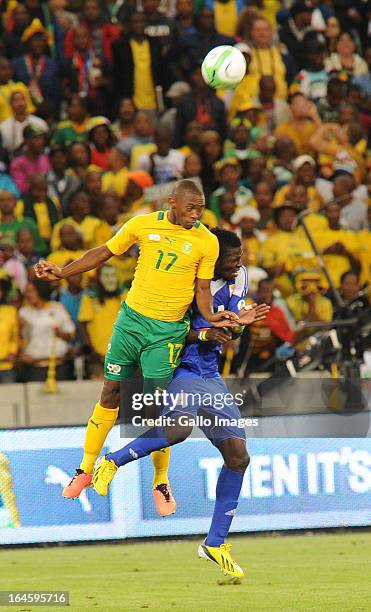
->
<box><xmin>0</xmin><ymin>532</ymin><xmax>369</xmax><ymax>612</ymax></box>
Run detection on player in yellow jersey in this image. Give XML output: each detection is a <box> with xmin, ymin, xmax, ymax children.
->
<box><xmin>35</xmin><ymin>180</ymin><xmax>239</xmax><ymax>516</ymax></box>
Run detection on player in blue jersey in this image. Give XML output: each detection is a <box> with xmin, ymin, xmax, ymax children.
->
<box><xmin>92</xmin><ymin>229</ymin><xmax>269</xmax><ymax>577</ymax></box>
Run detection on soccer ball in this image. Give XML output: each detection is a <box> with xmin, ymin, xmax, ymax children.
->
<box><xmin>201</xmin><ymin>45</ymin><xmax>246</xmax><ymax>90</ymax></box>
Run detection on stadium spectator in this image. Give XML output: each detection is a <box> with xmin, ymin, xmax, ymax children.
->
<box><xmin>278</xmin><ymin>2</ymin><xmax>314</xmax><ymax>72</ymax></box>
<box><xmin>15</xmin><ymin>228</ymin><xmax>41</xmax><ymax>270</ymax></box>
<box><xmin>230</xmin><ymin>205</ymin><xmax>262</xmax><ymax>267</ymax></box>
<box><xmin>10</xmin><ymin>124</ymin><xmax>50</xmax><ymax>194</ymax></box>
<box><xmin>11</xmin><ymin>18</ymin><xmax>59</xmax><ymax>110</ymax></box>
<box><xmin>0</xmin><ymin>57</ymin><xmax>35</xmax><ymax>123</ymax></box>
<box><xmin>21</xmin><ymin>0</ymin><xmax>63</xmax><ymax>61</ymax></box>
<box><xmin>47</xmin><ymin>223</ymin><xmax>85</xmax><ymax>269</ymax></box>
<box><xmin>64</xmin><ymin>0</ymin><xmax>120</xmax><ymax>65</ymax></box>
<box><xmin>0</xmin><ymin>90</ymin><xmax>47</xmax><ymax>154</ymax></box>
<box><xmin>112</xmin><ymin>12</ymin><xmax>164</xmax><ymax>113</ymax></box>
<box><xmin>1</xmin><ymin>2</ymin><xmax>31</xmax><ymax>59</ymax></box>
<box><xmin>0</xmin><ymin>190</ymin><xmax>46</xmax><ymax>254</ymax></box>
<box><xmin>18</xmin><ymin>173</ymin><xmax>60</xmax><ymax>244</ymax></box>
<box><xmin>210</xmin><ymin>158</ymin><xmax>252</xmax><ymax>219</ymax></box>
<box><xmin>87</xmin><ymin>117</ymin><xmax>115</xmax><ymax>171</ymax></box>
<box><xmin>174</xmin><ymin>62</ymin><xmax>227</xmax><ymax>147</ymax></box>
<box><xmin>274</xmin><ymin>92</ymin><xmax>320</xmax><ymax>155</ymax></box>
<box><xmin>102</xmin><ymin>145</ymin><xmax>130</xmax><ymax>197</ymax></box>
<box><xmin>325</xmin><ymin>31</ymin><xmax>368</xmax><ymax>78</ymax></box>
<box><xmin>142</xmin><ymin>0</ymin><xmax>178</xmax><ymax>54</ymax></box>
<box><xmin>313</xmin><ymin>201</ymin><xmax>360</xmax><ymax>287</ymax></box>
<box><xmin>247</xmin><ymin>16</ymin><xmax>288</xmax><ymax>99</ymax></box>
<box><xmin>0</xmin><ymin>275</ymin><xmax>19</xmax><ymax>383</ymax></box>
<box><xmin>137</xmin><ymin>126</ymin><xmax>185</xmax><ymax>184</ymax></box>
<box><xmin>67</xmin><ymin>141</ymin><xmax>92</xmax><ymax>181</ymax></box>
<box><xmin>332</xmin><ymin>174</ymin><xmax>367</xmax><ymax>232</ymax></box>
<box><xmin>252</xmin><ymin>75</ymin><xmax>292</xmax><ymax>132</ymax></box>
<box><xmin>47</xmin><ymin>145</ymin><xmax>81</xmax><ymax>215</ymax></box>
<box><xmin>51</xmin><ymin>189</ymin><xmax>104</xmax><ymax>250</ymax></box>
<box><xmin>19</xmin><ymin>278</ymin><xmax>75</xmax><ymax>382</ymax></box>
<box><xmin>112</xmin><ymin>98</ymin><xmax>137</xmax><ymax>141</ymax></box>
<box><xmin>291</xmin><ymin>38</ymin><xmax>329</xmax><ymax>105</ymax></box>
<box><xmin>0</xmin><ymin>235</ymin><xmax>27</xmax><ymax>292</ymax></box>
<box><xmin>286</xmin><ymin>271</ymin><xmax>333</xmax><ymax>324</ymax></box>
<box><xmin>61</xmin><ymin>27</ymin><xmax>109</xmax><ymax>116</ymax></box>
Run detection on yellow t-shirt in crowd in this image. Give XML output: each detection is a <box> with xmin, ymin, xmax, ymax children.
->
<box><xmin>106</xmin><ymin>210</ymin><xmax>219</xmax><ymax>321</ymax></box>
<box><xmin>78</xmin><ymin>294</ymin><xmax>122</xmax><ymax>357</ymax></box>
<box><xmin>262</xmin><ymin>229</ymin><xmax>316</xmax><ymax>296</ymax></box>
<box><xmin>201</xmin><ymin>208</ymin><xmax>218</xmax><ymax>228</ymax></box>
<box><xmin>130</xmin><ymin>39</ymin><xmax>156</xmax><ymax>110</ymax></box>
<box><xmin>274</xmin><ymin>121</ymin><xmax>316</xmax><ymax>156</ymax></box>
<box><xmin>214</xmin><ymin>0</ymin><xmax>238</xmax><ymax>36</ymax></box>
<box><xmin>273</xmin><ymin>185</ymin><xmax>323</xmax><ymax>212</ymax></box>
<box><xmin>286</xmin><ymin>292</ymin><xmax>333</xmax><ymax>323</ymax></box>
<box><xmin>47</xmin><ymin>248</ymin><xmax>86</xmax><ymax>268</ymax></box>
<box><xmin>313</xmin><ymin>228</ymin><xmax>359</xmax><ymax>288</ymax></box>
<box><xmin>242</xmin><ymin>235</ymin><xmax>261</xmax><ymax>266</ymax></box>
<box><xmin>0</xmin><ymin>81</ymin><xmax>35</xmax><ymax>122</ymax></box>
<box><xmin>0</xmin><ymin>305</ymin><xmax>18</xmax><ymax>371</ymax></box>
<box><xmin>248</xmin><ymin>47</ymin><xmax>287</xmax><ymax>100</ymax></box>
<box><xmin>102</xmin><ymin>167</ymin><xmax>129</xmax><ymax>198</ymax></box>
<box><xmin>358</xmin><ymin>229</ymin><xmax>370</xmax><ymax>287</ymax></box>
<box><xmin>17</xmin><ymin>199</ymin><xmax>61</xmax><ymax>242</ymax></box>
<box><xmin>51</xmin><ymin>216</ymin><xmax>107</xmax><ymax>250</ymax></box>
<box><xmin>130</xmin><ymin>143</ymin><xmax>157</xmax><ymax>170</ymax></box>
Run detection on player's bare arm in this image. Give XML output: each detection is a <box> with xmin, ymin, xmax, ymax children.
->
<box><xmin>195</xmin><ymin>278</ymin><xmax>241</xmax><ymax>328</ymax></box>
<box><xmin>34</xmin><ymin>245</ymin><xmax>113</xmax><ymax>281</ymax></box>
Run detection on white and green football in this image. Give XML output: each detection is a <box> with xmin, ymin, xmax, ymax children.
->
<box><xmin>201</xmin><ymin>45</ymin><xmax>246</xmax><ymax>89</ymax></box>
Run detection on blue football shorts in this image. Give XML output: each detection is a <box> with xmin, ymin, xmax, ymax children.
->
<box><xmin>162</xmin><ymin>368</ymin><xmax>246</xmax><ymax>445</ymax></box>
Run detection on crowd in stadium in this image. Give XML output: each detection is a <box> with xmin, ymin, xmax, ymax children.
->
<box><xmin>0</xmin><ymin>0</ymin><xmax>369</xmax><ymax>383</ymax></box>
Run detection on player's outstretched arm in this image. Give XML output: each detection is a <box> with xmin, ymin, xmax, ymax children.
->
<box><xmin>195</xmin><ymin>278</ymin><xmax>240</xmax><ymax>328</ymax></box>
<box><xmin>34</xmin><ymin>245</ymin><xmax>113</xmax><ymax>281</ymax></box>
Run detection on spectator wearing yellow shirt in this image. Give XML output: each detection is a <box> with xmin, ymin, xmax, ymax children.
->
<box><xmin>262</xmin><ymin>204</ymin><xmax>315</xmax><ymax>296</ymax></box>
<box><xmin>112</xmin><ymin>12</ymin><xmax>163</xmax><ymax>112</ymax></box>
<box><xmin>286</xmin><ymin>271</ymin><xmax>333</xmax><ymax>326</ymax></box>
<box><xmin>51</xmin><ymin>189</ymin><xmax>110</xmax><ymax>251</ymax></box>
<box><xmin>357</xmin><ymin>206</ymin><xmax>371</xmax><ymax>287</ymax></box>
<box><xmin>205</xmin><ymin>0</ymin><xmax>244</xmax><ymax>37</ymax></box>
<box><xmin>0</xmin><ymin>276</ymin><xmax>19</xmax><ymax>383</ymax></box>
<box><xmin>312</xmin><ymin>202</ymin><xmax>360</xmax><ymax>288</ymax></box>
<box><xmin>231</xmin><ymin>205</ymin><xmax>263</xmax><ymax>267</ymax></box>
<box><xmin>47</xmin><ymin>224</ymin><xmax>85</xmax><ymax>269</ymax></box>
<box><xmin>102</xmin><ymin>145</ymin><xmax>129</xmax><ymax>198</ymax></box>
<box><xmin>273</xmin><ymin>155</ymin><xmax>323</xmax><ymax>212</ymax></box>
<box><xmin>83</xmin><ymin>166</ymin><xmax>103</xmax><ymax>215</ymax></box>
<box><xmin>309</xmin><ymin>122</ymin><xmax>366</xmax><ymax>185</ymax></box>
<box><xmin>18</xmin><ymin>174</ymin><xmax>61</xmax><ymax>244</ymax></box>
<box><xmin>247</xmin><ymin>17</ymin><xmax>287</xmax><ymax>100</ymax></box>
<box><xmin>78</xmin><ymin>264</ymin><xmax>123</xmax><ymax>378</ymax></box>
<box><xmin>0</xmin><ymin>57</ymin><xmax>35</xmax><ymax>123</ymax></box>
<box><xmin>274</xmin><ymin>93</ymin><xmax>319</xmax><ymax>156</ymax></box>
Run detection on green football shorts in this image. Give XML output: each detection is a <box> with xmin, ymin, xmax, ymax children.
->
<box><xmin>104</xmin><ymin>303</ymin><xmax>190</xmax><ymax>381</ymax></box>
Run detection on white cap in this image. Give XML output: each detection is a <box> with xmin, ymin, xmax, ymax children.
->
<box><xmin>293</xmin><ymin>155</ymin><xmax>315</xmax><ymax>171</ymax></box>
<box><xmin>231</xmin><ymin>205</ymin><xmax>261</xmax><ymax>224</ymax></box>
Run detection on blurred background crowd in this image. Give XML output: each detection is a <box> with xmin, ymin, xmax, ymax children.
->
<box><xmin>0</xmin><ymin>0</ymin><xmax>370</xmax><ymax>384</ymax></box>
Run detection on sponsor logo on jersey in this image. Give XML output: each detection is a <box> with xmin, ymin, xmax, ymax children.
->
<box><xmin>107</xmin><ymin>363</ymin><xmax>122</xmax><ymax>374</ymax></box>
<box><xmin>182</xmin><ymin>242</ymin><xmax>192</xmax><ymax>254</ymax></box>
<box><xmin>149</xmin><ymin>234</ymin><xmax>161</xmax><ymax>241</ymax></box>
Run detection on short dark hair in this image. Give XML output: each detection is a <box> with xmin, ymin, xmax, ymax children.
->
<box><xmin>30</xmin><ymin>278</ymin><xmax>52</xmax><ymax>301</ymax></box>
<box><xmin>171</xmin><ymin>179</ymin><xmax>204</xmax><ymax>200</ymax></box>
<box><xmin>211</xmin><ymin>228</ymin><xmax>241</xmax><ymax>255</ymax></box>
<box><xmin>340</xmin><ymin>270</ymin><xmax>359</xmax><ymax>285</ymax></box>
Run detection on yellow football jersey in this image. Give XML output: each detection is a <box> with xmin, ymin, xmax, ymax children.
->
<box><xmin>106</xmin><ymin>211</ymin><xmax>219</xmax><ymax>321</ymax></box>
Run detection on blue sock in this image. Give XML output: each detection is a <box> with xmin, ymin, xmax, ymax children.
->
<box><xmin>106</xmin><ymin>426</ymin><xmax>169</xmax><ymax>467</ymax></box>
<box><xmin>205</xmin><ymin>466</ymin><xmax>244</xmax><ymax>547</ymax></box>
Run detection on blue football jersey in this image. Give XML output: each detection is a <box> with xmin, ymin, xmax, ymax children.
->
<box><xmin>177</xmin><ymin>266</ymin><xmax>248</xmax><ymax>378</ymax></box>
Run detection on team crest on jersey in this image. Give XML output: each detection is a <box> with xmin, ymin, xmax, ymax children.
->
<box><xmin>182</xmin><ymin>242</ymin><xmax>192</xmax><ymax>254</ymax></box>
<box><xmin>149</xmin><ymin>233</ymin><xmax>161</xmax><ymax>241</ymax></box>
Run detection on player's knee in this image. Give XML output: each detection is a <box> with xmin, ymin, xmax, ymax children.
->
<box><xmin>100</xmin><ymin>380</ymin><xmax>120</xmax><ymax>408</ymax></box>
<box><xmin>225</xmin><ymin>449</ymin><xmax>250</xmax><ymax>473</ymax></box>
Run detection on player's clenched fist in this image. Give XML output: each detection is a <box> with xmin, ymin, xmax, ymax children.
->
<box><xmin>34</xmin><ymin>260</ymin><xmax>63</xmax><ymax>281</ymax></box>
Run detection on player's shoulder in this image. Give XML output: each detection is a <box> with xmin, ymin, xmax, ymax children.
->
<box><xmin>195</xmin><ymin>221</ymin><xmax>218</xmax><ymax>241</ymax></box>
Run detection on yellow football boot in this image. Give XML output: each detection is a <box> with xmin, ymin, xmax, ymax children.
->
<box><xmin>92</xmin><ymin>456</ymin><xmax>117</xmax><ymax>496</ymax></box>
<box><xmin>198</xmin><ymin>541</ymin><xmax>244</xmax><ymax>578</ymax></box>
